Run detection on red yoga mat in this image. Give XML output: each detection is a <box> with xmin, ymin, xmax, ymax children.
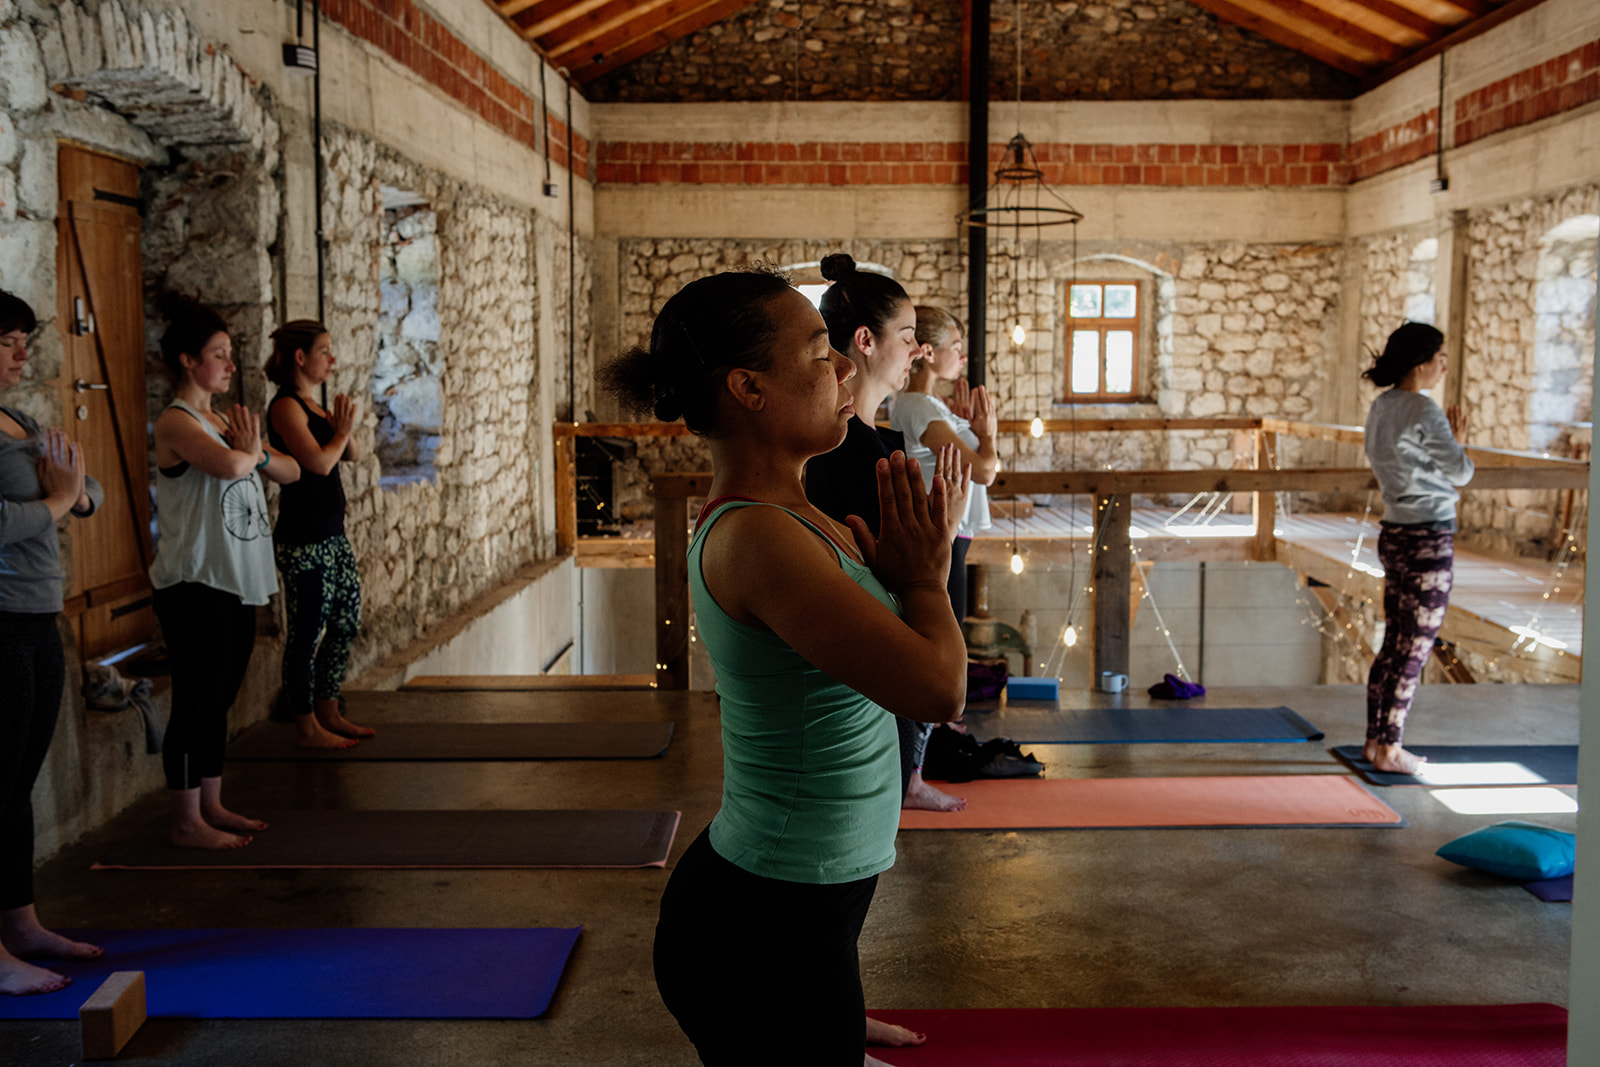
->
<box><xmin>899</xmin><ymin>775</ymin><xmax>1403</xmax><ymax>830</ymax></box>
<box><xmin>867</xmin><ymin>1004</ymin><xmax>1567</xmax><ymax>1066</ymax></box>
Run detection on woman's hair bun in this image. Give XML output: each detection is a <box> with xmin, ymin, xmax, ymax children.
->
<box><xmin>819</xmin><ymin>253</ymin><xmax>857</xmax><ymax>282</ymax></box>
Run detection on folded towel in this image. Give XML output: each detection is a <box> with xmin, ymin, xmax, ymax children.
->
<box><xmin>1148</xmin><ymin>672</ymin><xmax>1205</xmax><ymax>700</ymax></box>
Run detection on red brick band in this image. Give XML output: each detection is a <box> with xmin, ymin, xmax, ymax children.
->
<box><xmin>319</xmin><ymin>0</ymin><xmax>589</xmax><ymax>178</ymax></box>
<box><xmin>595</xmin><ymin>141</ymin><xmax>1348</xmax><ymax>187</ymax></box>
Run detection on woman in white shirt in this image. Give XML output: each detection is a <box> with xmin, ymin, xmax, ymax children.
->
<box><xmin>889</xmin><ymin>307</ymin><xmax>999</xmax><ymax>810</ymax></box>
<box><xmin>1361</xmin><ymin>322</ymin><xmax>1472</xmax><ymax>775</ymax></box>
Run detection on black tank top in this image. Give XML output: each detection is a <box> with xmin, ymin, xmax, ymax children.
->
<box><xmin>268</xmin><ymin>391</ymin><xmax>347</xmax><ymax>546</ymax></box>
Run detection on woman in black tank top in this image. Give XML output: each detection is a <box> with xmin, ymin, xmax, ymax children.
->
<box><xmin>266</xmin><ymin>321</ymin><xmax>371</xmax><ymax>747</ymax></box>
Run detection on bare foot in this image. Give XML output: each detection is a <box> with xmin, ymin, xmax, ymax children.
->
<box><xmin>2</xmin><ymin>926</ymin><xmax>101</xmax><ymax>962</ymax></box>
<box><xmin>0</xmin><ymin>952</ymin><xmax>70</xmax><ymax>996</ymax></box>
<box><xmin>296</xmin><ymin>715</ymin><xmax>359</xmax><ymax>750</ymax></box>
<box><xmin>316</xmin><ymin>698</ymin><xmax>375</xmax><ymax>739</ymax></box>
<box><xmin>1368</xmin><ymin>743</ymin><xmax>1427</xmax><ymax>775</ymax></box>
<box><xmin>171</xmin><ymin>821</ymin><xmax>253</xmax><ymax>850</ymax></box>
<box><xmin>903</xmin><ymin>771</ymin><xmax>968</xmax><ymax>812</ymax></box>
<box><xmin>866</xmin><ymin>1016</ymin><xmax>926</xmax><ymax>1047</ymax></box>
<box><xmin>204</xmin><ymin>807</ymin><xmax>269</xmax><ymax>833</ymax></box>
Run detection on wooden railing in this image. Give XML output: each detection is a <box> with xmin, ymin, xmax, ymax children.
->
<box><xmin>550</xmin><ymin>419</ymin><xmax>1590</xmax><ymax>690</ymax></box>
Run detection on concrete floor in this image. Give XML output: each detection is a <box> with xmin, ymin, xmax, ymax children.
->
<box><xmin>2</xmin><ymin>683</ymin><xmax>1576</xmax><ymax>1065</ymax></box>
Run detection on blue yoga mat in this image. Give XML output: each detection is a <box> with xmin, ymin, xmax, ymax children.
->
<box><xmin>0</xmin><ymin>927</ymin><xmax>580</xmax><ymax>1019</ymax></box>
<box><xmin>965</xmin><ymin>705</ymin><xmax>1323</xmax><ymax>744</ymax></box>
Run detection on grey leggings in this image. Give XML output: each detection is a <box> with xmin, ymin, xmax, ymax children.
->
<box><xmin>897</xmin><ymin>535</ymin><xmax>971</xmax><ymax>796</ymax></box>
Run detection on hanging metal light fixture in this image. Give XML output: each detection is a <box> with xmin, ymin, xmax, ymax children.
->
<box><xmin>958</xmin><ymin>0</ymin><xmax>1083</xmax><ymax>449</ymax></box>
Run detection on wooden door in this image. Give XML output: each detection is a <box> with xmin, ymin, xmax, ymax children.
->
<box><xmin>56</xmin><ymin>145</ymin><xmax>154</xmax><ymax>658</ymax></box>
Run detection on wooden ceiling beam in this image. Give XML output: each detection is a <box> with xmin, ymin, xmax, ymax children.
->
<box><xmin>545</xmin><ymin>0</ymin><xmax>680</xmax><ymax>59</ymax></box>
<box><xmin>1363</xmin><ymin>0</ymin><xmax>1551</xmax><ymax>90</ymax></box>
<box><xmin>1334</xmin><ymin>0</ymin><xmax>1457</xmax><ymax>38</ymax></box>
<box><xmin>525</xmin><ymin>0</ymin><xmax>614</xmax><ymax>40</ymax></box>
<box><xmin>497</xmin><ymin>0</ymin><xmax>544</xmax><ymax>19</ymax></box>
<box><xmin>1186</xmin><ymin>0</ymin><xmax>1379</xmax><ymax>75</ymax></box>
<box><xmin>1433</xmin><ymin>0</ymin><xmax>1490</xmax><ymax>16</ymax></box>
<box><xmin>567</xmin><ymin>0</ymin><xmax>752</xmax><ymax>82</ymax></box>
<box><xmin>1239</xmin><ymin>0</ymin><xmax>1408</xmax><ymax>63</ymax></box>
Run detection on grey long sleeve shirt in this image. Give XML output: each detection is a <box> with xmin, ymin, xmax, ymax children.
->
<box><xmin>0</xmin><ymin>406</ymin><xmax>104</xmax><ymax>613</ymax></box>
<box><xmin>1364</xmin><ymin>389</ymin><xmax>1474</xmax><ymax>528</ymax></box>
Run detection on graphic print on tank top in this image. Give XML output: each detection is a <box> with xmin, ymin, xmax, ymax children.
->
<box><xmin>222</xmin><ymin>478</ymin><xmax>271</xmax><ymax>541</ymax></box>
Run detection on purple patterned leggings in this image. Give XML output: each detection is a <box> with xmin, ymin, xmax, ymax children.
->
<box><xmin>1366</xmin><ymin>526</ymin><xmax>1454</xmax><ymax>745</ymax></box>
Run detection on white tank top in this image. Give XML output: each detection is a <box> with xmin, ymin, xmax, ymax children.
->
<box><xmin>148</xmin><ymin>399</ymin><xmax>278</xmax><ymax>605</ymax></box>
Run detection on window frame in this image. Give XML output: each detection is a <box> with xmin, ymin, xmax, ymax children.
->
<box><xmin>1059</xmin><ymin>279</ymin><xmax>1145</xmax><ymax>404</ymax></box>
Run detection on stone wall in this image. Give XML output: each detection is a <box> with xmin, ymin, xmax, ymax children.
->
<box><xmin>375</xmin><ymin>202</ymin><xmax>444</xmax><ymax>480</ymax></box>
<box><xmin>585</xmin><ymin>0</ymin><xmax>1356</xmax><ymax>103</ymax></box>
<box><xmin>320</xmin><ymin>124</ymin><xmax>551</xmax><ymax>669</ymax></box>
<box><xmin>549</xmin><ymin>219</ymin><xmax>596</xmax><ymax>422</ymax></box>
<box><xmin>607</xmin><ymin>235</ymin><xmax>1344</xmax><ymax>516</ymax></box>
<box><xmin>1459</xmin><ymin>181</ymin><xmax>1599</xmax><ymax>556</ymax></box>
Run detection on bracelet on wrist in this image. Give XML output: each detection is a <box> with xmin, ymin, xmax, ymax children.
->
<box><xmin>255</xmin><ymin>452</ymin><xmax>271</xmax><ymax>470</ymax></box>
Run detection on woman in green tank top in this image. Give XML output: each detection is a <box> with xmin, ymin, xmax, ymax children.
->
<box><xmin>603</xmin><ymin>266</ymin><xmax>970</xmax><ymax>1066</ymax></box>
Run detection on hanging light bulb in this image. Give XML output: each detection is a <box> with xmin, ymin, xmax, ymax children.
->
<box><xmin>1010</xmin><ymin>552</ymin><xmax>1025</xmax><ymax>575</ymax></box>
<box><xmin>1029</xmin><ymin>416</ymin><xmax>1044</xmax><ymax>438</ymax></box>
<box><xmin>1063</xmin><ymin>624</ymin><xmax>1078</xmax><ymax>648</ymax></box>
<box><xmin>1012</xmin><ymin>321</ymin><xmax>1027</xmax><ymax>345</ymax></box>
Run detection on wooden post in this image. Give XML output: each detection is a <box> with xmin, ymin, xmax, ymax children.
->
<box><xmin>653</xmin><ymin>479</ymin><xmax>691</xmax><ymax>690</ymax></box>
<box><xmin>553</xmin><ymin>429</ymin><xmax>577</xmax><ymax>555</ymax></box>
<box><xmin>1092</xmin><ymin>493</ymin><xmax>1131</xmax><ymax>680</ymax></box>
<box><xmin>1231</xmin><ymin>427</ymin><xmax>1254</xmax><ymax>513</ymax></box>
<box><xmin>1253</xmin><ymin>430</ymin><xmax>1278</xmax><ymax>562</ymax></box>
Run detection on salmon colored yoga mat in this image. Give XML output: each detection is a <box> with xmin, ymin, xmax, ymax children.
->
<box><xmin>868</xmin><ymin>1004</ymin><xmax>1568</xmax><ymax>1066</ymax></box>
<box><xmin>91</xmin><ymin>809</ymin><xmax>680</xmax><ymax>869</ymax></box>
<box><xmin>898</xmin><ymin>775</ymin><xmax>1404</xmax><ymax>830</ymax></box>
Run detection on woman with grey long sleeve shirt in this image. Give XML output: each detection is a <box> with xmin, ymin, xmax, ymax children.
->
<box><xmin>0</xmin><ymin>289</ymin><xmax>105</xmax><ymax>996</ymax></box>
<box><xmin>1362</xmin><ymin>322</ymin><xmax>1472</xmax><ymax>775</ymax></box>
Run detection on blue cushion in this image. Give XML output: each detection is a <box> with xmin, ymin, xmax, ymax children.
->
<box><xmin>1435</xmin><ymin>821</ymin><xmax>1576</xmax><ymax>881</ymax></box>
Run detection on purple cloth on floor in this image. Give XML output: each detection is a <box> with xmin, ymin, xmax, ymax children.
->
<box><xmin>1148</xmin><ymin>673</ymin><xmax>1206</xmax><ymax>699</ymax></box>
<box><xmin>1523</xmin><ymin>874</ymin><xmax>1573</xmax><ymax>902</ymax></box>
<box><xmin>0</xmin><ymin>927</ymin><xmax>581</xmax><ymax>1019</ymax></box>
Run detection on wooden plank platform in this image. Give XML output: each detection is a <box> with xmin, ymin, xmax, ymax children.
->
<box><xmin>403</xmin><ymin>674</ymin><xmax>657</xmax><ymax>691</ymax></box>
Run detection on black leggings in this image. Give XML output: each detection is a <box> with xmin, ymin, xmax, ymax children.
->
<box><xmin>154</xmin><ymin>583</ymin><xmax>256</xmax><ymax>790</ymax></box>
<box><xmin>896</xmin><ymin>535</ymin><xmax>972</xmax><ymax>796</ymax></box>
<box><xmin>0</xmin><ymin>612</ymin><xmax>64</xmax><ymax>911</ymax></box>
<box><xmin>654</xmin><ymin>828</ymin><xmax>878</xmax><ymax>1066</ymax></box>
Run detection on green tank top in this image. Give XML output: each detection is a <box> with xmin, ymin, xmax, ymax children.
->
<box><xmin>692</xmin><ymin>500</ymin><xmax>902</xmax><ymax>884</ymax></box>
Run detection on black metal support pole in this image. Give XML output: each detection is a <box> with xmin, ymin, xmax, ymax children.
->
<box><xmin>966</xmin><ymin>0</ymin><xmax>989</xmax><ymax>388</ymax></box>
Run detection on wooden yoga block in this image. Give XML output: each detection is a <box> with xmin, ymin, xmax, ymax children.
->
<box><xmin>79</xmin><ymin>970</ymin><xmax>147</xmax><ymax>1060</ymax></box>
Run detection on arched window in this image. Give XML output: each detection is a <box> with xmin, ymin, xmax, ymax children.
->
<box><xmin>1529</xmin><ymin>215</ymin><xmax>1598</xmax><ymax>454</ymax></box>
<box><xmin>373</xmin><ymin>185</ymin><xmax>442</xmax><ymax>487</ymax></box>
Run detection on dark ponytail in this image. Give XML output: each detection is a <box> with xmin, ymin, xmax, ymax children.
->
<box><xmin>1361</xmin><ymin>321</ymin><xmax>1444</xmax><ymax>388</ymax></box>
<box><xmin>600</xmin><ymin>264</ymin><xmax>793</xmax><ymax>436</ymax></box>
<box><xmin>156</xmin><ymin>293</ymin><xmax>228</xmax><ymax>378</ymax></box>
<box><xmin>266</xmin><ymin>319</ymin><xmax>328</xmax><ymax>387</ymax></box>
<box><xmin>817</xmin><ymin>253</ymin><xmax>910</xmax><ymax>357</ymax></box>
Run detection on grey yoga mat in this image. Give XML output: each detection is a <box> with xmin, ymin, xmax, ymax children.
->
<box><xmin>1331</xmin><ymin>744</ymin><xmax>1579</xmax><ymax>787</ymax></box>
<box><xmin>227</xmin><ymin>721</ymin><xmax>675</xmax><ymax>761</ymax></box>
<box><xmin>92</xmin><ymin>809</ymin><xmax>681</xmax><ymax>869</ymax></box>
<box><xmin>964</xmin><ymin>705</ymin><xmax>1324</xmax><ymax>744</ymax></box>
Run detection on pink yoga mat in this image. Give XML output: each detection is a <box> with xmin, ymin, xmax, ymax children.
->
<box><xmin>899</xmin><ymin>775</ymin><xmax>1403</xmax><ymax>830</ymax></box>
<box><xmin>868</xmin><ymin>1004</ymin><xmax>1567</xmax><ymax>1066</ymax></box>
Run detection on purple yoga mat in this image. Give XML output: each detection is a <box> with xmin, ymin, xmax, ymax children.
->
<box><xmin>0</xmin><ymin>927</ymin><xmax>581</xmax><ymax>1019</ymax></box>
<box><xmin>1523</xmin><ymin>874</ymin><xmax>1573</xmax><ymax>902</ymax></box>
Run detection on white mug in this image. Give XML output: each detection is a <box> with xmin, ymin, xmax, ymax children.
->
<box><xmin>1098</xmin><ymin>671</ymin><xmax>1129</xmax><ymax>693</ymax></box>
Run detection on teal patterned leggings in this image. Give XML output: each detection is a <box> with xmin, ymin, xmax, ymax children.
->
<box><xmin>276</xmin><ymin>535</ymin><xmax>362</xmax><ymax>714</ymax></box>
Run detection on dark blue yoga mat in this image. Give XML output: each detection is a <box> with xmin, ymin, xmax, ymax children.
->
<box><xmin>964</xmin><ymin>705</ymin><xmax>1323</xmax><ymax>744</ymax></box>
<box><xmin>1523</xmin><ymin>875</ymin><xmax>1573</xmax><ymax>902</ymax></box>
<box><xmin>1331</xmin><ymin>745</ymin><xmax>1579</xmax><ymax>787</ymax></box>
<box><xmin>0</xmin><ymin>927</ymin><xmax>581</xmax><ymax>1019</ymax></box>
